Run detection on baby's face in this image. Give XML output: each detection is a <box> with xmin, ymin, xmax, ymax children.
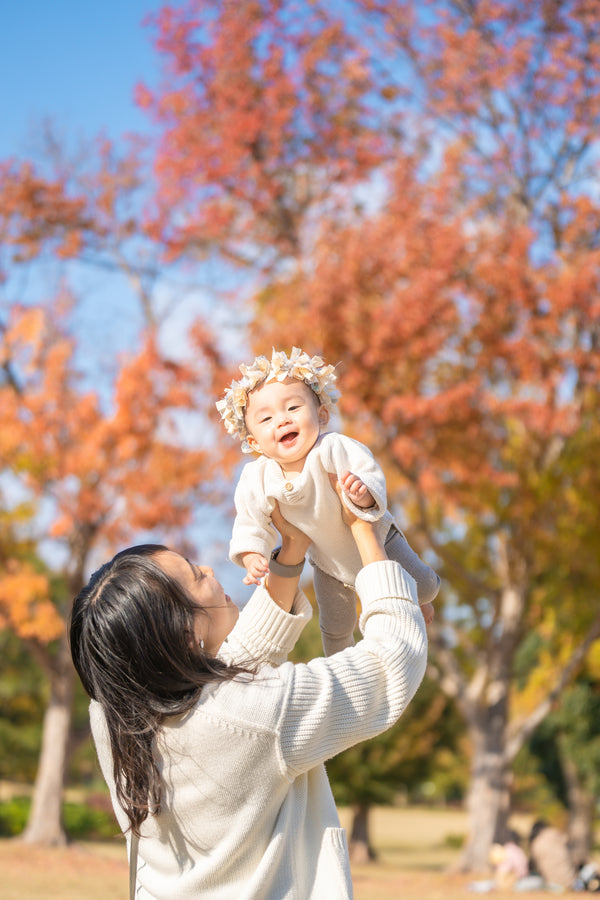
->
<box><xmin>244</xmin><ymin>377</ymin><xmax>328</xmax><ymax>474</ymax></box>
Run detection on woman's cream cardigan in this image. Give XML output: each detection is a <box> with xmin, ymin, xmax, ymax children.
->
<box><xmin>90</xmin><ymin>559</ymin><xmax>428</xmax><ymax>899</ymax></box>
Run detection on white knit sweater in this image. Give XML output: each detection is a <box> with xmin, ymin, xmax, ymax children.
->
<box><xmin>230</xmin><ymin>431</ymin><xmax>394</xmax><ymax>585</ymax></box>
<box><xmin>90</xmin><ymin>560</ymin><xmax>427</xmax><ymax>900</ymax></box>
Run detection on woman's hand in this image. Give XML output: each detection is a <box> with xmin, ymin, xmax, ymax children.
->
<box><xmin>328</xmin><ymin>474</ymin><xmax>387</xmax><ymax>566</ymax></box>
<box><xmin>328</xmin><ymin>473</ymin><xmax>358</xmax><ymax>526</ymax></box>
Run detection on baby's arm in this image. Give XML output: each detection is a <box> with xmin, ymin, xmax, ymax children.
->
<box><xmin>241</xmin><ymin>551</ymin><xmax>269</xmax><ymax>586</ymax></box>
<box><xmin>325</xmin><ymin>433</ymin><xmax>387</xmax><ymax>520</ymax></box>
<box><xmin>339</xmin><ymin>470</ymin><xmax>376</xmax><ymax>510</ymax></box>
<box><xmin>230</xmin><ymin>462</ymin><xmax>278</xmax><ymax>582</ymax></box>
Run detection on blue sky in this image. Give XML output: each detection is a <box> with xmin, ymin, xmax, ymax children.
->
<box><xmin>0</xmin><ymin>2</ymin><xmax>255</xmax><ymax>592</ymax></box>
<box><xmin>0</xmin><ymin>0</ymin><xmax>164</xmax><ymax>158</ymax></box>
<box><xmin>0</xmin><ymin>2</ymin><xmax>165</xmax><ymax>379</ymax></box>
<box><xmin>0</xmin><ymin>0</ymin><xmax>250</xmax><ymax>378</ymax></box>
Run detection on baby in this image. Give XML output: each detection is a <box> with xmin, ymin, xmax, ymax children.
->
<box><xmin>216</xmin><ymin>347</ymin><xmax>440</xmax><ymax>655</ymax></box>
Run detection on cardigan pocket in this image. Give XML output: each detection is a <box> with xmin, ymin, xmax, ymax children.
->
<box><xmin>312</xmin><ymin>826</ymin><xmax>353</xmax><ymax>898</ymax></box>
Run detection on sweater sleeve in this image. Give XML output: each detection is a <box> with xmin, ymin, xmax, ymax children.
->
<box><xmin>324</xmin><ymin>433</ymin><xmax>388</xmax><ymax>522</ymax></box>
<box><xmin>89</xmin><ymin>701</ymin><xmax>130</xmax><ymax>838</ymax></box>
<box><xmin>276</xmin><ymin>560</ymin><xmax>428</xmax><ymax>777</ymax></box>
<box><xmin>229</xmin><ymin>463</ymin><xmax>279</xmax><ymax>568</ymax></box>
<box><xmin>219</xmin><ymin>584</ymin><xmax>313</xmax><ymax>668</ymax></box>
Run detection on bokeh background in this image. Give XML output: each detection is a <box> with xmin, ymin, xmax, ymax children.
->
<box><xmin>1</xmin><ymin>0</ymin><xmax>599</xmax><ymax>891</ymax></box>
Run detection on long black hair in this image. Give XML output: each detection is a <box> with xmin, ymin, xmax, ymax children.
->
<box><xmin>69</xmin><ymin>544</ymin><xmax>249</xmax><ymax>835</ymax></box>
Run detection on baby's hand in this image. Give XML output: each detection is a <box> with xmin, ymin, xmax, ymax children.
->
<box><xmin>421</xmin><ymin>601</ymin><xmax>435</xmax><ymax>626</ymax></box>
<box><xmin>339</xmin><ymin>470</ymin><xmax>376</xmax><ymax>510</ymax></box>
<box><xmin>241</xmin><ymin>552</ymin><xmax>269</xmax><ymax>586</ymax></box>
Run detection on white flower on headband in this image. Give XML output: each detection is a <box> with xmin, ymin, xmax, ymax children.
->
<box><xmin>216</xmin><ymin>347</ymin><xmax>340</xmax><ymax>453</ymax></box>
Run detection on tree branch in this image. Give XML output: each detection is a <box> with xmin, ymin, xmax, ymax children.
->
<box><xmin>505</xmin><ymin>612</ymin><xmax>600</xmax><ymax>762</ymax></box>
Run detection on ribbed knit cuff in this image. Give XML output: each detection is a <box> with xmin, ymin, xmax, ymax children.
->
<box><xmin>222</xmin><ymin>586</ymin><xmax>313</xmax><ymax>667</ymax></box>
<box><xmin>355</xmin><ymin>560</ymin><xmax>418</xmax><ymax>607</ymax></box>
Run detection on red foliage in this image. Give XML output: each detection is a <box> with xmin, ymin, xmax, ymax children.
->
<box><xmin>138</xmin><ymin>0</ymin><xmax>389</xmax><ymax>261</ymax></box>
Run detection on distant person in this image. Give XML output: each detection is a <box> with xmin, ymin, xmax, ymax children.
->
<box><xmin>69</xmin><ymin>491</ymin><xmax>428</xmax><ymax>899</ymax></box>
<box><xmin>216</xmin><ymin>346</ymin><xmax>440</xmax><ymax>655</ymax></box>
<box><xmin>577</xmin><ymin>861</ymin><xmax>600</xmax><ymax>893</ymax></box>
<box><xmin>529</xmin><ymin>819</ymin><xmax>578</xmax><ymax>891</ymax></box>
<box><xmin>489</xmin><ymin>831</ymin><xmax>529</xmax><ymax>890</ymax></box>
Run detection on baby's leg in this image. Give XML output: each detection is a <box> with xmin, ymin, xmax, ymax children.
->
<box><xmin>385</xmin><ymin>525</ymin><xmax>440</xmax><ymax>605</ymax></box>
<box><xmin>313</xmin><ymin>566</ymin><xmax>358</xmax><ymax>656</ymax></box>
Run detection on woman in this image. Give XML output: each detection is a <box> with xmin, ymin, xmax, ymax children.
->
<box><xmin>69</xmin><ymin>487</ymin><xmax>428</xmax><ymax>900</ymax></box>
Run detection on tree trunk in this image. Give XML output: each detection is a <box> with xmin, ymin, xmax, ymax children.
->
<box><xmin>562</xmin><ymin>747</ymin><xmax>594</xmax><ymax>867</ymax></box>
<box><xmin>455</xmin><ymin>572</ymin><xmax>525</xmax><ymax>873</ymax></box>
<box><xmin>460</xmin><ymin>708</ymin><xmax>511</xmax><ymax>871</ymax></box>
<box><xmin>349</xmin><ymin>803</ymin><xmax>376</xmax><ymax>864</ymax></box>
<box><xmin>21</xmin><ymin>634</ymin><xmax>74</xmax><ymax>845</ymax></box>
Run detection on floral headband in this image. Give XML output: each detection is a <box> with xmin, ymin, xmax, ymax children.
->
<box><xmin>216</xmin><ymin>347</ymin><xmax>339</xmax><ymax>453</ymax></box>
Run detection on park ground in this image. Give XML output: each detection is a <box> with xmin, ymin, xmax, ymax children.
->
<box><xmin>0</xmin><ymin>805</ymin><xmax>575</xmax><ymax>900</ymax></box>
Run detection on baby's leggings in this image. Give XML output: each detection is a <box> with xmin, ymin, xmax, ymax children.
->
<box><xmin>313</xmin><ymin>525</ymin><xmax>440</xmax><ymax>656</ymax></box>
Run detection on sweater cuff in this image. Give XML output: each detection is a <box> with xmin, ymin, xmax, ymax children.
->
<box><xmin>229</xmin><ymin>540</ymin><xmax>273</xmax><ymax>571</ymax></box>
<box><xmin>221</xmin><ymin>584</ymin><xmax>313</xmax><ymax>667</ymax></box>
<box><xmin>341</xmin><ymin>491</ymin><xmax>385</xmax><ymax>523</ymax></box>
<box><xmin>355</xmin><ymin>560</ymin><xmax>418</xmax><ymax>607</ymax></box>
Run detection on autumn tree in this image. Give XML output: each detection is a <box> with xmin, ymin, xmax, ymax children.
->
<box><xmin>0</xmin><ymin>299</ymin><xmax>223</xmax><ymax>844</ymax></box>
<box><xmin>137</xmin><ymin>0</ymin><xmax>391</xmax><ymax>272</ymax></box>
<box><xmin>251</xmin><ymin>163</ymin><xmax>600</xmax><ymax>869</ymax></box>
<box><xmin>4</xmin><ymin>0</ymin><xmax>593</xmax><ymax>866</ymax></box>
<box><xmin>0</xmin><ymin>76</ymin><xmax>251</xmax><ymax>843</ymax></box>
<box><xmin>135</xmin><ymin>0</ymin><xmax>600</xmax><ymax>871</ymax></box>
<box><xmin>249</xmin><ymin>9</ymin><xmax>600</xmax><ymax>872</ymax></box>
<box><xmin>0</xmin><ymin>518</ymin><xmax>49</xmax><ymax>783</ymax></box>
